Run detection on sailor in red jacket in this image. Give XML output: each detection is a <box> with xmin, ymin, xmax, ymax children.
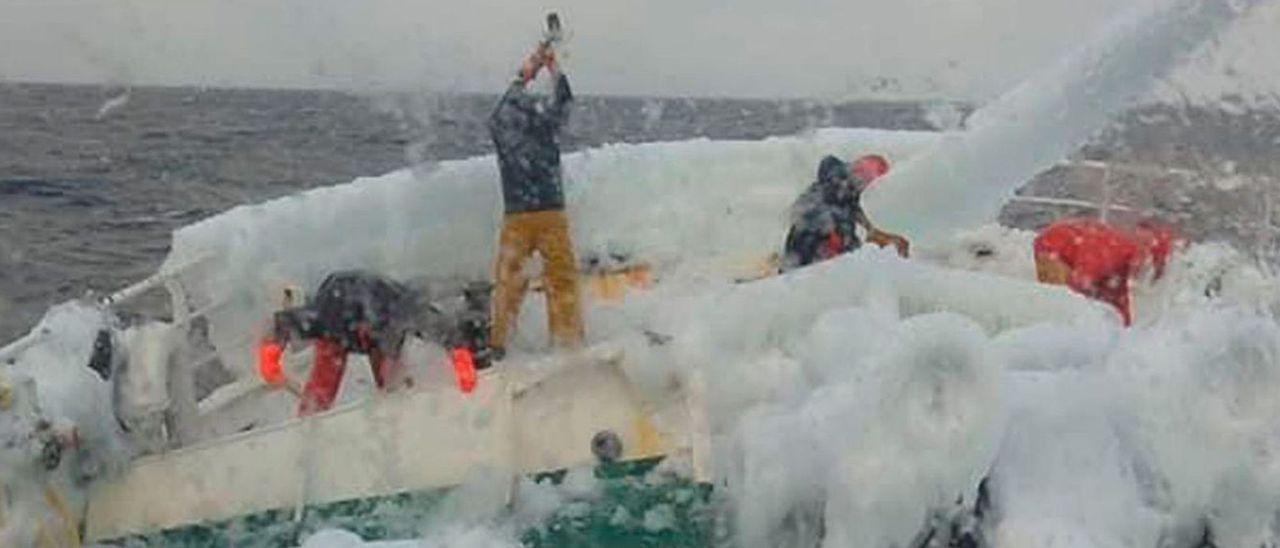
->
<box><xmin>1033</xmin><ymin>218</ymin><xmax>1177</xmax><ymax>326</ymax></box>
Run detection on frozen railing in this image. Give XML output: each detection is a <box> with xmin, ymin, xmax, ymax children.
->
<box><xmin>0</xmin><ymin>251</ymin><xmax>266</xmax><ymax>421</ymax></box>
<box><xmin>0</xmin><ymin>255</ymin><xmax>220</xmax><ymax>365</ymax></box>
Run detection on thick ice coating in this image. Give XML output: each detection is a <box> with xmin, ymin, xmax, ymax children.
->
<box><xmin>862</xmin><ymin>0</ymin><xmax>1273</xmax><ymax>246</ymax></box>
<box><xmin>161</xmin><ymin>128</ymin><xmax>942</xmax><ymax>377</ymax></box>
<box><xmin>3</xmin><ymin>0</ymin><xmax>1276</xmax><ymax>544</ymax></box>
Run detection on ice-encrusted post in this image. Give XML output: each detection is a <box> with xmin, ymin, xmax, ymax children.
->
<box><xmin>862</xmin><ymin>0</ymin><xmax>1271</xmax><ymax>246</ymax></box>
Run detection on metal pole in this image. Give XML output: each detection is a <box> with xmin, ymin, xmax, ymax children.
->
<box><xmin>98</xmin><ymin>253</ymin><xmax>212</xmax><ymax>308</ymax></box>
<box><xmin>0</xmin><ymin>329</ymin><xmax>46</xmax><ymax>364</ymax></box>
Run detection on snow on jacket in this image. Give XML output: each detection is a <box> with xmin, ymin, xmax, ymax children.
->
<box><xmin>487</xmin><ymin>73</ymin><xmax>574</xmax><ymax>214</ymax></box>
<box><xmin>781</xmin><ymin>155</ymin><xmax>865</xmax><ymax>271</ymax></box>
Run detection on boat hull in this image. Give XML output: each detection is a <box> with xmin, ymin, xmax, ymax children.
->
<box><xmin>98</xmin><ymin>457</ymin><xmax>714</xmax><ymax>547</ymax></box>
<box><xmin>83</xmin><ymin>349</ymin><xmax>709</xmax><ymax>545</ymax></box>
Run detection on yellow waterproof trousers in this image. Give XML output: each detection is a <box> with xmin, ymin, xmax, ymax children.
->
<box><xmin>490</xmin><ymin>210</ymin><xmax>584</xmax><ymax>351</ymax></box>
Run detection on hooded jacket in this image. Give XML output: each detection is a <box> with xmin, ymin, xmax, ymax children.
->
<box><xmin>780</xmin><ymin>156</ymin><xmax>866</xmax><ymax>271</ymax></box>
<box><xmin>487</xmin><ymin>73</ymin><xmax>574</xmax><ymax>214</ymax></box>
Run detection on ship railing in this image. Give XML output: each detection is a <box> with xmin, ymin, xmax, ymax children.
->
<box><xmin>0</xmin><ymin>252</ymin><xmax>249</xmax><ymax>414</ymax></box>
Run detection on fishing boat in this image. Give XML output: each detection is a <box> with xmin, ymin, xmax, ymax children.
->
<box><xmin>0</xmin><ymin>126</ymin><xmax>1114</xmax><ymax>547</ymax></box>
<box><xmin>0</xmin><ymin>0</ymin><xmax>1260</xmax><ymax>543</ymax></box>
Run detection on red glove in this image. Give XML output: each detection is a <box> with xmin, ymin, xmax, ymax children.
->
<box><xmin>257</xmin><ymin>339</ymin><xmax>285</xmax><ymax>387</ymax></box>
<box><xmin>451</xmin><ymin>347</ymin><xmax>478</xmax><ymax>394</ymax></box>
<box><xmin>519</xmin><ymin>44</ymin><xmax>556</xmax><ymax>83</ymax></box>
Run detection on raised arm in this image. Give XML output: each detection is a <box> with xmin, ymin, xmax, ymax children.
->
<box><xmin>488</xmin><ymin>45</ymin><xmax>545</xmax><ymax>132</ymax></box>
<box><xmin>487</xmin><ymin>79</ymin><xmax>525</xmax><ymax>135</ymax></box>
<box><xmin>542</xmin><ymin>53</ymin><xmax>574</xmax><ymax>129</ymax></box>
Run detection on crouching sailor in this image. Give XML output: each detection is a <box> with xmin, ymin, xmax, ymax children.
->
<box><xmin>780</xmin><ymin>154</ymin><xmax>910</xmax><ymax>272</ymax></box>
<box><xmin>258</xmin><ymin>271</ymin><xmax>420</xmax><ymax>416</ymax></box>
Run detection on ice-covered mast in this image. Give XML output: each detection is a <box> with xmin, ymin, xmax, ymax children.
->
<box><xmin>862</xmin><ymin>0</ymin><xmax>1271</xmax><ymax>246</ymax></box>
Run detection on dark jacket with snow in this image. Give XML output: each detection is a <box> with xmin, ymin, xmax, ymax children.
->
<box><xmin>780</xmin><ymin>156</ymin><xmax>865</xmax><ymax>271</ymax></box>
<box><xmin>272</xmin><ymin>271</ymin><xmax>491</xmax><ymax>354</ymax></box>
<box><xmin>273</xmin><ymin>270</ymin><xmax>418</xmax><ymax>354</ymax></box>
<box><xmin>487</xmin><ymin>73</ymin><xmax>574</xmax><ymax>214</ymax></box>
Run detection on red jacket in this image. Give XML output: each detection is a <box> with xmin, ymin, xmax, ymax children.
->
<box><xmin>1034</xmin><ymin>218</ymin><xmax>1176</xmax><ymax>326</ymax></box>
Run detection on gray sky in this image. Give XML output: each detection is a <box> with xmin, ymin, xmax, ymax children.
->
<box><xmin>1</xmin><ymin>0</ymin><xmax>1277</xmax><ymax>101</ymax></box>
